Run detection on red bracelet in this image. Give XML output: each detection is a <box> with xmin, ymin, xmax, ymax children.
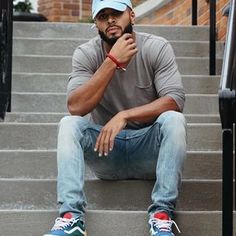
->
<box><xmin>106</xmin><ymin>53</ymin><xmax>126</xmax><ymax>71</ymax></box>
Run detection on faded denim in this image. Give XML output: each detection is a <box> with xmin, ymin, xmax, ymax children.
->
<box><xmin>57</xmin><ymin>111</ymin><xmax>187</xmax><ymax>219</ymax></box>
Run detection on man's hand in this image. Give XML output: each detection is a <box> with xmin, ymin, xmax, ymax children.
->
<box><xmin>94</xmin><ymin>112</ymin><xmax>127</xmax><ymax>157</ymax></box>
<box><xmin>109</xmin><ymin>33</ymin><xmax>138</xmax><ymax>65</ymax></box>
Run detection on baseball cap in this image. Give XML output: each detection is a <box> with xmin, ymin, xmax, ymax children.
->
<box><xmin>92</xmin><ymin>0</ymin><xmax>133</xmax><ymax>19</ymax></box>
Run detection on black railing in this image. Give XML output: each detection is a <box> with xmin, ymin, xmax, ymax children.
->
<box><xmin>219</xmin><ymin>0</ymin><xmax>236</xmax><ymax>235</ymax></box>
<box><xmin>0</xmin><ymin>0</ymin><xmax>13</xmax><ymax>120</ymax></box>
<box><xmin>192</xmin><ymin>0</ymin><xmax>216</xmax><ymax>75</ymax></box>
<box><xmin>192</xmin><ymin>0</ymin><xmax>198</xmax><ymax>25</ymax></box>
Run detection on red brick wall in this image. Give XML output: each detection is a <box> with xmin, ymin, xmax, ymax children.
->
<box><xmin>37</xmin><ymin>0</ymin><xmax>145</xmax><ymax>22</ymax></box>
<box><xmin>37</xmin><ymin>0</ymin><xmax>229</xmax><ymax>40</ymax></box>
<box><xmin>37</xmin><ymin>0</ymin><xmax>91</xmax><ymax>22</ymax></box>
<box><xmin>136</xmin><ymin>0</ymin><xmax>229</xmax><ymax>40</ymax></box>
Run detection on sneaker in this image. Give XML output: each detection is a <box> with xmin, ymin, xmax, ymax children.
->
<box><xmin>43</xmin><ymin>213</ymin><xmax>87</xmax><ymax>236</ymax></box>
<box><xmin>148</xmin><ymin>212</ymin><xmax>180</xmax><ymax>236</ymax></box>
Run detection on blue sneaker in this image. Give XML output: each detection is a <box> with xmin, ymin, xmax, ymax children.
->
<box><xmin>43</xmin><ymin>213</ymin><xmax>87</xmax><ymax>236</ymax></box>
<box><xmin>148</xmin><ymin>212</ymin><xmax>180</xmax><ymax>236</ymax></box>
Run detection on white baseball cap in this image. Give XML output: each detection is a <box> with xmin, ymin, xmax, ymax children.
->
<box><xmin>92</xmin><ymin>0</ymin><xmax>133</xmax><ymax>19</ymax></box>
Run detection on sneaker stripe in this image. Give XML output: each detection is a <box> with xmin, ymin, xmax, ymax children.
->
<box><xmin>65</xmin><ymin>226</ymin><xmax>86</xmax><ymax>235</ymax></box>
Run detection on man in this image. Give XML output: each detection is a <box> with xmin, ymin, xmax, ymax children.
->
<box><xmin>44</xmin><ymin>0</ymin><xmax>186</xmax><ymax>235</ymax></box>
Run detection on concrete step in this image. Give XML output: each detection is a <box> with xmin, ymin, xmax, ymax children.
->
<box><xmin>4</xmin><ymin>112</ymin><xmax>68</xmax><ymax>123</ymax></box>
<box><xmin>0</xmin><ymin>179</ymin><xmax>222</xmax><ymax>211</ymax></box>
<box><xmin>184</xmin><ymin>114</ymin><xmax>220</xmax><ymax>123</ymax></box>
<box><xmin>4</xmin><ymin>112</ymin><xmax>220</xmax><ymax>123</ymax></box>
<box><xmin>10</xmin><ymin>93</ymin><xmax>219</xmax><ymax>114</ymax></box>
<box><xmin>13</xmin><ymin>22</ymin><xmax>211</xmax><ymax>41</ymax></box>
<box><xmin>12</xmin><ymin>55</ymin><xmax>223</xmax><ymax>75</ymax></box>
<box><xmin>0</xmin><ymin>123</ymin><xmax>222</xmax><ymax>151</ymax></box>
<box><xmin>0</xmin><ymin>150</ymin><xmax>222</xmax><ymax>179</ymax></box>
<box><xmin>13</xmin><ymin>38</ymin><xmax>225</xmax><ymax>57</ymax></box>
<box><xmin>183</xmin><ymin>75</ymin><xmax>220</xmax><ymax>94</ymax></box>
<box><xmin>12</xmin><ymin>73</ymin><xmax>68</xmax><ymax>93</ymax></box>
<box><xmin>11</xmin><ymin>73</ymin><xmax>220</xmax><ymax>94</ymax></box>
<box><xmin>1</xmin><ymin>210</ymin><xmax>234</xmax><ymax>236</ymax></box>
<box><xmin>185</xmin><ymin>94</ymin><xmax>218</xmax><ymax>114</ymax></box>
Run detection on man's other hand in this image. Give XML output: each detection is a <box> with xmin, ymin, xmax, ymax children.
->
<box><xmin>94</xmin><ymin>112</ymin><xmax>127</xmax><ymax>157</ymax></box>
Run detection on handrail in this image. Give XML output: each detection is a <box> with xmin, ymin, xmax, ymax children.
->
<box><xmin>192</xmin><ymin>0</ymin><xmax>216</xmax><ymax>75</ymax></box>
<box><xmin>220</xmin><ymin>1</ymin><xmax>236</xmax><ymax>90</ymax></box>
<box><xmin>0</xmin><ymin>0</ymin><xmax>13</xmax><ymax>120</ymax></box>
<box><xmin>192</xmin><ymin>0</ymin><xmax>198</xmax><ymax>25</ymax></box>
<box><xmin>218</xmin><ymin>0</ymin><xmax>236</xmax><ymax>235</ymax></box>
<box><xmin>209</xmin><ymin>0</ymin><xmax>216</xmax><ymax>75</ymax></box>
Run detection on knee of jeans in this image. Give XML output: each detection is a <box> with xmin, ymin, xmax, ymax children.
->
<box><xmin>159</xmin><ymin>111</ymin><xmax>186</xmax><ymax>136</ymax></box>
<box><xmin>58</xmin><ymin>115</ymin><xmax>88</xmax><ymax>136</ymax></box>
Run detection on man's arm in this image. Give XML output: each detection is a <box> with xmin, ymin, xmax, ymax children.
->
<box><xmin>67</xmin><ymin>58</ymin><xmax>116</xmax><ymax>115</ymax></box>
<box><xmin>121</xmin><ymin>96</ymin><xmax>179</xmax><ymax>123</ymax></box>
<box><xmin>95</xmin><ymin>40</ymin><xmax>184</xmax><ymax>157</ymax></box>
<box><xmin>67</xmin><ymin>33</ymin><xmax>138</xmax><ymax>116</ymax></box>
<box><xmin>95</xmin><ymin>96</ymin><xmax>179</xmax><ymax>156</ymax></box>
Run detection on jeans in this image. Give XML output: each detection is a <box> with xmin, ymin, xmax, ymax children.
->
<box><xmin>57</xmin><ymin>111</ymin><xmax>186</xmax><ymax>219</ymax></box>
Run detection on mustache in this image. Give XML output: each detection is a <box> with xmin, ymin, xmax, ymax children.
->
<box><xmin>105</xmin><ymin>25</ymin><xmax>121</xmax><ymax>33</ymax></box>
<box><xmin>99</xmin><ymin>23</ymin><xmax>133</xmax><ymax>46</ymax></box>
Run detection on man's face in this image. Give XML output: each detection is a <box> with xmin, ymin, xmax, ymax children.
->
<box><xmin>95</xmin><ymin>8</ymin><xmax>135</xmax><ymax>46</ymax></box>
<box><xmin>98</xmin><ymin>22</ymin><xmax>133</xmax><ymax>46</ymax></box>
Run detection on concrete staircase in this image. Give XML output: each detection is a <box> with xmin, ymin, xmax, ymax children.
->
<box><xmin>0</xmin><ymin>22</ymin><xmax>235</xmax><ymax>235</ymax></box>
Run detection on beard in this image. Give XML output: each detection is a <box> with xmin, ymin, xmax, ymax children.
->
<box><xmin>98</xmin><ymin>23</ymin><xmax>133</xmax><ymax>46</ymax></box>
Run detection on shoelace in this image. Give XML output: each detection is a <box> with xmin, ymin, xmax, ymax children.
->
<box><xmin>149</xmin><ymin>218</ymin><xmax>181</xmax><ymax>234</ymax></box>
<box><xmin>51</xmin><ymin>217</ymin><xmax>76</xmax><ymax>231</ymax></box>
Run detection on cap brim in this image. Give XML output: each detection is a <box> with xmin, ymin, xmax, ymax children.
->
<box><xmin>92</xmin><ymin>1</ymin><xmax>127</xmax><ymax>18</ymax></box>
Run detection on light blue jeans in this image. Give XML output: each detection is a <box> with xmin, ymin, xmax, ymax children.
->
<box><xmin>57</xmin><ymin>111</ymin><xmax>186</xmax><ymax>219</ymax></box>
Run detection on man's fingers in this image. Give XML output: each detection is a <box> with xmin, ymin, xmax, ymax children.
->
<box><xmin>94</xmin><ymin>133</ymin><xmax>102</xmax><ymax>153</ymax></box>
<box><xmin>122</xmin><ymin>33</ymin><xmax>133</xmax><ymax>40</ymax></box>
<box><xmin>95</xmin><ymin>129</ymin><xmax>111</xmax><ymax>157</ymax></box>
<box><xmin>109</xmin><ymin>132</ymin><xmax>116</xmax><ymax>151</ymax></box>
<box><xmin>103</xmin><ymin>130</ymin><xmax>112</xmax><ymax>156</ymax></box>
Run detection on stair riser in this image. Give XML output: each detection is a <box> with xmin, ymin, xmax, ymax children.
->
<box><xmin>0</xmin><ymin>180</ymin><xmax>222</xmax><ymax>211</ymax></box>
<box><xmin>4</xmin><ymin>112</ymin><xmax>220</xmax><ymax>123</ymax></box>
<box><xmin>13</xmin><ymin>39</ymin><xmax>224</xmax><ymax>57</ymax></box>
<box><xmin>0</xmin><ymin>124</ymin><xmax>222</xmax><ymax>151</ymax></box>
<box><xmin>4</xmin><ymin>112</ymin><xmax>68</xmax><ymax>123</ymax></box>
<box><xmin>12</xmin><ymin>74</ymin><xmax>220</xmax><ymax>94</ymax></box>
<box><xmin>12</xmin><ymin>56</ymin><xmax>223</xmax><ymax>75</ymax></box>
<box><xmin>13</xmin><ymin>22</ymin><xmax>210</xmax><ymax>41</ymax></box>
<box><xmin>11</xmin><ymin>94</ymin><xmax>219</xmax><ymax>114</ymax></box>
<box><xmin>0</xmin><ymin>151</ymin><xmax>222</xmax><ymax>179</ymax></box>
<box><xmin>185</xmin><ymin>114</ymin><xmax>220</xmax><ymax>123</ymax></box>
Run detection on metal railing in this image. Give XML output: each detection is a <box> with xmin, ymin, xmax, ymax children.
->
<box><xmin>218</xmin><ymin>0</ymin><xmax>236</xmax><ymax>235</ymax></box>
<box><xmin>0</xmin><ymin>0</ymin><xmax>13</xmax><ymax>120</ymax></box>
<box><xmin>192</xmin><ymin>0</ymin><xmax>216</xmax><ymax>75</ymax></box>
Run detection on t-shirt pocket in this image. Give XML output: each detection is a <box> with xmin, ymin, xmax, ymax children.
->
<box><xmin>135</xmin><ymin>81</ymin><xmax>157</xmax><ymax>106</ymax></box>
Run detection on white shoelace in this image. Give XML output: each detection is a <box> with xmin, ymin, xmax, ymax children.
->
<box><xmin>149</xmin><ymin>218</ymin><xmax>181</xmax><ymax>235</ymax></box>
<box><xmin>51</xmin><ymin>217</ymin><xmax>76</xmax><ymax>231</ymax></box>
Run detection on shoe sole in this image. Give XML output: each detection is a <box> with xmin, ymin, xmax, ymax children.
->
<box><xmin>43</xmin><ymin>231</ymin><xmax>87</xmax><ymax>236</ymax></box>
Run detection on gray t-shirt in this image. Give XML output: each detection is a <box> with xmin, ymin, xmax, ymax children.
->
<box><xmin>67</xmin><ymin>32</ymin><xmax>185</xmax><ymax>129</ymax></box>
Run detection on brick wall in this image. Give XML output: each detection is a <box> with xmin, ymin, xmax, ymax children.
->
<box><xmin>37</xmin><ymin>0</ymin><xmax>145</xmax><ymax>22</ymax></box>
<box><xmin>37</xmin><ymin>0</ymin><xmax>91</xmax><ymax>22</ymax></box>
<box><xmin>136</xmin><ymin>0</ymin><xmax>229</xmax><ymax>40</ymax></box>
<box><xmin>37</xmin><ymin>0</ymin><xmax>229</xmax><ymax>40</ymax></box>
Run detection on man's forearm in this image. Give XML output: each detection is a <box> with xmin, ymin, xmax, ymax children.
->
<box><xmin>94</xmin><ymin>96</ymin><xmax>180</xmax><ymax>157</ymax></box>
<box><xmin>121</xmin><ymin>96</ymin><xmax>180</xmax><ymax>124</ymax></box>
<box><xmin>67</xmin><ymin>58</ymin><xmax>117</xmax><ymax>115</ymax></box>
